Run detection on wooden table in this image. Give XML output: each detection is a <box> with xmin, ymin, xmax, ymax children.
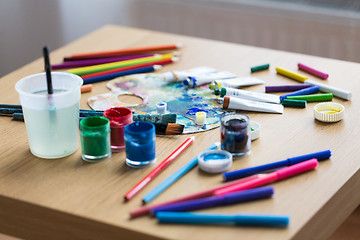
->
<box><xmin>1</xmin><ymin>25</ymin><xmax>359</xmax><ymax>240</ymax></box>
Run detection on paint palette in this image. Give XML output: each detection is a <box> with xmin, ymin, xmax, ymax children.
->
<box><xmin>87</xmin><ymin>73</ymin><xmax>233</xmax><ymax>134</ymax></box>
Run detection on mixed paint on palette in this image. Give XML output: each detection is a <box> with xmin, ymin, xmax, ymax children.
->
<box><xmin>87</xmin><ymin>73</ymin><xmax>232</xmax><ymax>134</ymax></box>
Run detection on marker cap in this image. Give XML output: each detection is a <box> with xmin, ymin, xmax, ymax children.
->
<box><xmin>220</xmin><ymin>88</ymin><xmax>227</xmax><ymax>97</ymax></box>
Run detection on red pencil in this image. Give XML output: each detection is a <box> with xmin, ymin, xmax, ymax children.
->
<box><xmin>124</xmin><ymin>136</ymin><xmax>195</xmax><ymax>201</ymax></box>
<box><xmin>81</xmin><ymin>57</ymin><xmax>176</xmax><ymax>80</ymax></box>
<box><xmin>68</xmin><ymin>43</ymin><xmax>183</xmax><ymax>60</ymax></box>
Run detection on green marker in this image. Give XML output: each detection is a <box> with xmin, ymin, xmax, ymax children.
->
<box><xmin>282</xmin><ymin>99</ymin><xmax>307</xmax><ymax>108</ymax></box>
<box><xmin>286</xmin><ymin>93</ymin><xmax>333</xmax><ymax>102</ymax></box>
<box><xmin>251</xmin><ymin>64</ymin><xmax>270</xmax><ymax>73</ymax></box>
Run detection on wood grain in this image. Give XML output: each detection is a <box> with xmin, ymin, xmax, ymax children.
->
<box><xmin>0</xmin><ymin>25</ymin><xmax>360</xmax><ymax>240</ymax></box>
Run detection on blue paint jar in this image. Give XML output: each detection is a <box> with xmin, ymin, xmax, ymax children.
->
<box><xmin>124</xmin><ymin>121</ymin><xmax>156</xmax><ymax>168</ymax></box>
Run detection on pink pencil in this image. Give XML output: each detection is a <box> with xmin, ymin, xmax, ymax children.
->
<box><xmin>129</xmin><ymin>175</ymin><xmax>260</xmax><ymax>218</ymax></box>
<box><xmin>298</xmin><ymin>63</ymin><xmax>329</xmax><ymax>80</ymax></box>
<box><xmin>125</xmin><ymin>136</ymin><xmax>195</xmax><ymax>201</ymax></box>
<box><xmin>215</xmin><ymin>159</ymin><xmax>318</xmax><ymax>196</ymax></box>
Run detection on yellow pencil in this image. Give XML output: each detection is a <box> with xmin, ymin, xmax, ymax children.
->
<box><xmin>68</xmin><ymin>53</ymin><xmax>174</xmax><ymax>76</ymax></box>
<box><xmin>276</xmin><ymin>67</ymin><xmax>308</xmax><ymax>83</ymax></box>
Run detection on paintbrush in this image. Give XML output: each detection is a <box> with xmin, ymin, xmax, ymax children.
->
<box><xmin>154</xmin><ymin>122</ymin><xmax>184</xmax><ymax>135</ymax></box>
<box><xmin>12</xmin><ymin>112</ymin><xmax>184</xmax><ymax>134</ymax></box>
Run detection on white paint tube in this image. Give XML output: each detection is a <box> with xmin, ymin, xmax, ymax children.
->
<box><xmin>209</xmin><ymin>77</ymin><xmax>265</xmax><ymax>90</ymax></box>
<box><xmin>222</xmin><ymin>96</ymin><xmax>283</xmax><ymax>114</ymax></box>
<box><xmin>183</xmin><ymin>71</ymin><xmax>237</xmax><ymax>88</ymax></box>
<box><xmin>220</xmin><ymin>87</ymin><xmax>280</xmax><ymax>104</ymax></box>
<box><xmin>305</xmin><ymin>79</ymin><xmax>352</xmax><ymax>100</ymax></box>
<box><xmin>160</xmin><ymin>66</ymin><xmax>218</xmax><ymax>83</ymax></box>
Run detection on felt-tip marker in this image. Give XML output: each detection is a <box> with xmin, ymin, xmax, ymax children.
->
<box><xmin>223</xmin><ymin>150</ymin><xmax>331</xmax><ymax>181</ymax></box>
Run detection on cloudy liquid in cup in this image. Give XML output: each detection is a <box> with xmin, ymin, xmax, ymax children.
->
<box><xmin>22</xmin><ymin>89</ymin><xmax>79</xmax><ymax>158</ymax></box>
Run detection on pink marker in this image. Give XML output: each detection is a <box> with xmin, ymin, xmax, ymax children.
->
<box><xmin>298</xmin><ymin>63</ymin><xmax>329</xmax><ymax>80</ymax></box>
<box><xmin>214</xmin><ymin>159</ymin><xmax>319</xmax><ymax>196</ymax></box>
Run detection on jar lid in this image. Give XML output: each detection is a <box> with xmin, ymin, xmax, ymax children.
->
<box><xmin>198</xmin><ymin>150</ymin><xmax>233</xmax><ymax>174</ymax></box>
<box><xmin>250</xmin><ymin>121</ymin><xmax>260</xmax><ymax>141</ymax></box>
<box><xmin>103</xmin><ymin>107</ymin><xmax>133</xmax><ymax>127</ymax></box>
<box><xmin>314</xmin><ymin>102</ymin><xmax>345</xmax><ymax>122</ymax></box>
<box><xmin>80</xmin><ymin>116</ymin><xmax>110</xmax><ymax>132</ymax></box>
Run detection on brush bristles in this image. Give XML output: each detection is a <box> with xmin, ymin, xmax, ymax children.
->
<box><xmin>154</xmin><ymin>123</ymin><xmax>184</xmax><ymax>135</ymax></box>
<box><xmin>165</xmin><ymin>123</ymin><xmax>184</xmax><ymax>135</ymax></box>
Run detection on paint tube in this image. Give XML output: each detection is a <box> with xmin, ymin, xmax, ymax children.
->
<box><xmin>209</xmin><ymin>77</ymin><xmax>265</xmax><ymax>90</ymax></box>
<box><xmin>222</xmin><ymin>96</ymin><xmax>283</xmax><ymax>114</ymax></box>
<box><xmin>184</xmin><ymin>71</ymin><xmax>237</xmax><ymax>88</ymax></box>
<box><xmin>159</xmin><ymin>66</ymin><xmax>218</xmax><ymax>83</ymax></box>
<box><xmin>219</xmin><ymin>87</ymin><xmax>280</xmax><ymax>104</ymax></box>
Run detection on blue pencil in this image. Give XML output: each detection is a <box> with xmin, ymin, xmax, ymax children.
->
<box><xmin>142</xmin><ymin>142</ymin><xmax>220</xmax><ymax>204</ymax></box>
<box><xmin>156</xmin><ymin>212</ymin><xmax>290</xmax><ymax>227</ymax></box>
<box><xmin>83</xmin><ymin>65</ymin><xmax>161</xmax><ymax>84</ymax></box>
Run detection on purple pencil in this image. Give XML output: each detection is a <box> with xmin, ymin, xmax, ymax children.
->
<box><xmin>51</xmin><ymin>54</ymin><xmax>154</xmax><ymax>70</ymax></box>
<box><xmin>265</xmin><ymin>84</ymin><xmax>312</xmax><ymax>93</ymax></box>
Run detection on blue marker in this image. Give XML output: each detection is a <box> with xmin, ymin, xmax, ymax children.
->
<box><xmin>151</xmin><ymin>186</ymin><xmax>274</xmax><ymax>215</ymax></box>
<box><xmin>156</xmin><ymin>212</ymin><xmax>290</xmax><ymax>227</ymax></box>
<box><xmin>280</xmin><ymin>85</ymin><xmax>320</xmax><ymax>102</ymax></box>
<box><xmin>142</xmin><ymin>142</ymin><xmax>220</xmax><ymax>204</ymax></box>
<box><xmin>83</xmin><ymin>65</ymin><xmax>160</xmax><ymax>85</ymax></box>
<box><xmin>223</xmin><ymin>150</ymin><xmax>331</xmax><ymax>181</ymax></box>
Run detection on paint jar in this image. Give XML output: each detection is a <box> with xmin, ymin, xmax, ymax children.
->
<box><xmin>80</xmin><ymin>116</ymin><xmax>111</xmax><ymax>162</ymax></box>
<box><xmin>103</xmin><ymin>107</ymin><xmax>133</xmax><ymax>151</ymax></box>
<box><xmin>220</xmin><ymin>113</ymin><xmax>251</xmax><ymax>157</ymax></box>
<box><xmin>124</xmin><ymin>121</ymin><xmax>156</xmax><ymax>168</ymax></box>
<box><xmin>15</xmin><ymin>72</ymin><xmax>82</xmax><ymax>159</ymax></box>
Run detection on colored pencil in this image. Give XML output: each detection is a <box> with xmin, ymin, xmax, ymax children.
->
<box><xmin>129</xmin><ymin>175</ymin><xmax>260</xmax><ymax>218</ymax></box>
<box><xmin>83</xmin><ymin>65</ymin><xmax>162</xmax><ymax>85</ymax></box>
<box><xmin>67</xmin><ymin>43</ymin><xmax>182</xmax><ymax>60</ymax></box>
<box><xmin>68</xmin><ymin>53</ymin><xmax>174</xmax><ymax>76</ymax></box>
<box><xmin>52</xmin><ymin>54</ymin><xmax>154</xmax><ymax>69</ymax></box>
<box><xmin>81</xmin><ymin>57</ymin><xmax>176</xmax><ymax>80</ymax></box>
<box><xmin>142</xmin><ymin>142</ymin><xmax>220</xmax><ymax>204</ymax></box>
<box><xmin>124</xmin><ymin>136</ymin><xmax>195</xmax><ymax>201</ymax></box>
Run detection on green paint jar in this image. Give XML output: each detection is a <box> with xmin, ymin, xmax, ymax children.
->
<box><xmin>80</xmin><ymin>116</ymin><xmax>111</xmax><ymax>162</ymax></box>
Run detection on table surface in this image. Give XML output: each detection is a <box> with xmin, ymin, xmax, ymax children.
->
<box><xmin>1</xmin><ymin>25</ymin><xmax>359</xmax><ymax>240</ymax></box>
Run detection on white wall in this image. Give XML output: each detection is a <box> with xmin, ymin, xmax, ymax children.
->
<box><xmin>1</xmin><ymin>0</ymin><xmax>359</xmax><ymax>77</ymax></box>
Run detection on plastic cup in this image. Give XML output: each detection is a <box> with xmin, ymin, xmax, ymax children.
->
<box><xmin>15</xmin><ymin>72</ymin><xmax>83</xmax><ymax>159</ymax></box>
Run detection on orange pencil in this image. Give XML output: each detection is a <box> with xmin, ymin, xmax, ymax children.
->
<box><xmin>68</xmin><ymin>43</ymin><xmax>183</xmax><ymax>60</ymax></box>
<box><xmin>81</xmin><ymin>57</ymin><xmax>177</xmax><ymax>80</ymax></box>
